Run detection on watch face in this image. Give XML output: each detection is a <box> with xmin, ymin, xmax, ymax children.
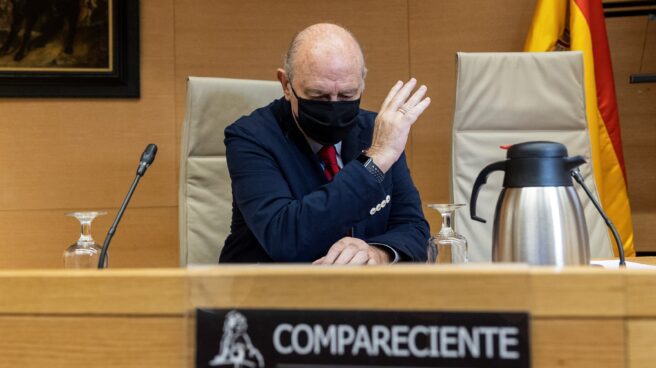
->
<box><xmin>356</xmin><ymin>153</ymin><xmax>384</xmax><ymax>183</ymax></box>
<box><xmin>357</xmin><ymin>153</ymin><xmax>371</xmax><ymax>165</ymax></box>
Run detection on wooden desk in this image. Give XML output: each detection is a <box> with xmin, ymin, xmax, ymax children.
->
<box><xmin>0</xmin><ymin>263</ymin><xmax>654</xmax><ymax>367</ymax></box>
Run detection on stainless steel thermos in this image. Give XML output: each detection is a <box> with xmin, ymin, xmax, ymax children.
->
<box><xmin>469</xmin><ymin>141</ymin><xmax>590</xmax><ymax>265</ymax></box>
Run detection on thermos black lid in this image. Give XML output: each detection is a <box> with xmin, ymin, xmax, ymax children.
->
<box><xmin>504</xmin><ymin>141</ymin><xmax>586</xmax><ymax>187</ymax></box>
<box><xmin>470</xmin><ymin>140</ymin><xmax>587</xmax><ymax>223</ymax></box>
<box><xmin>507</xmin><ymin>141</ymin><xmax>568</xmax><ymax>159</ymax></box>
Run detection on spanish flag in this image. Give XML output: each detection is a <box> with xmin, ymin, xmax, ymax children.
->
<box><xmin>524</xmin><ymin>0</ymin><xmax>635</xmax><ymax>256</ymax></box>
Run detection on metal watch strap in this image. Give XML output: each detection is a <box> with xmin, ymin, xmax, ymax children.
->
<box><xmin>357</xmin><ymin>153</ymin><xmax>385</xmax><ymax>183</ymax></box>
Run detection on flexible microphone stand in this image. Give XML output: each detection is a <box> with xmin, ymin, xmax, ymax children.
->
<box><xmin>571</xmin><ymin>169</ymin><xmax>626</xmax><ymax>267</ymax></box>
<box><xmin>98</xmin><ymin>144</ymin><xmax>157</xmax><ymax>269</ymax></box>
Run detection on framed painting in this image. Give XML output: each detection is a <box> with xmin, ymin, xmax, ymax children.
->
<box><xmin>0</xmin><ymin>0</ymin><xmax>139</xmax><ymax>98</ymax></box>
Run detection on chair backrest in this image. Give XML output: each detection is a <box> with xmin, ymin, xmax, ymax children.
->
<box><xmin>451</xmin><ymin>51</ymin><xmax>613</xmax><ymax>262</ymax></box>
<box><xmin>179</xmin><ymin>77</ymin><xmax>282</xmax><ymax>266</ymax></box>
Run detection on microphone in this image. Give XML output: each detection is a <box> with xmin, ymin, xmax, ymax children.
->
<box><xmin>97</xmin><ymin>144</ymin><xmax>158</xmax><ymax>269</ymax></box>
<box><xmin>137</xmin><ymin>143</ymin><xmax>157</xmax><ymax>175</ymax></box>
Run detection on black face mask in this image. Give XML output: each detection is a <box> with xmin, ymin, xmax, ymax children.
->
<box><xmin>291</xmin><ymin>87</ymin><xmax>361</xmax><ymax>145</ymax></box>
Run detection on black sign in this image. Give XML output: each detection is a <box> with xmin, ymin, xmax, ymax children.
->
<box><xmin>196</xmin><ymin>308</ymin><xmax>530</xmax><ymax>368</ymax></box>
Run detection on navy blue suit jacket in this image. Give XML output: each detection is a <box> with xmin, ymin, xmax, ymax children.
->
<box><xmin>219</xmin><ymin>98</ymin><xmax>429</xmax><ymax>263</ymax></box>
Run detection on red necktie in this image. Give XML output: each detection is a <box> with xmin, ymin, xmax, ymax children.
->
<box><xmin>319</xmin><ymin>145</ymin><xmax>340</xmax><ymax>181</ymax></box>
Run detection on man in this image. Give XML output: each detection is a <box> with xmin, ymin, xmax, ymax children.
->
<box><xmin>220</xmin><ymin>23</ymin><xmax>431</xmax><ymax>264</ymax></box>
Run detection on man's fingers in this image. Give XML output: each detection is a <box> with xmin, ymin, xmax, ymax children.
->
<box><xmin>334</xmin><ymin>247</ymin><xmax>358</xmax><ymax>265</ymax></box>
<box><xmin>319</xmin><ymin>239</ymin><xmax>389</xmax><ymax>266</ymax></box>
<box><xmin>348</xmin><ymin>250</ymin><xmax>370</xmax><ymax>265</ymax></box>
<box><xmin>404</xmin><ymin>97</ymin><xmax>432</xmax><ymax>122</ymax></box>
<box><xmin>399</xmin><ymin>85</ymin><xmax>427</xmax><ymax>113</ymax></box>
<box><xmin>322</xmin><ymin>243</ymin><xmax>344</xmax><ymax>264</ymax></box>
<box><xmin>380</xmin><ymin>80</ymin><xmax>404</xmax><ymax>112</ymax></box>
<box><xmin>389</xmin><ymin>78</ymin><xmax>417</xmax><ymax>112</ymax></box>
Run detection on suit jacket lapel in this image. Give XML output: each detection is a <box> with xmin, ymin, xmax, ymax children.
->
<box><xmin>277</xmin><ymin>103</ymin><xmax>377</xmax><ymax>239</ymax></box>
<box><xmin>341</xmin><ymin>122</ymin><xmax>365</xmax><ymax>164</ymax></box>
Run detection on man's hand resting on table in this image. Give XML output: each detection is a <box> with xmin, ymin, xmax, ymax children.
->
<box><xmin>313</xmin><ymin>237</ymin><xmax>391</xmax><ymax>265</ymax></box>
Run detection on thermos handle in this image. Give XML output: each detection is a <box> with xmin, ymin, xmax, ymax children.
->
<box><xmin>470</xmin><ymin>161</ymin><xmax>506</xmax><ymax>223</ymax></box>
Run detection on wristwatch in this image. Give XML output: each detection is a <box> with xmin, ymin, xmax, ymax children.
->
<box><xmin>357</xmin><ymin>152</ymin><xmax>385</xmax><ymax>183</ymax></box>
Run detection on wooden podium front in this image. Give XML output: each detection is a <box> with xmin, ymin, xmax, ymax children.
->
<box><xmin>0</xmin><ymin>264</ymin><xmax>654</xmax><ymax>367</ymax></box>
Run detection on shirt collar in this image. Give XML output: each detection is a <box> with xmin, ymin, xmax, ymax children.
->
<box><xmin>305</xmin><ymin>136</ymin><xmax>342</xmax><ymax>155</ymax></box>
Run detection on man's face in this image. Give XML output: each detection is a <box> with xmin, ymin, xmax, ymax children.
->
<box><xmin>281</xmin><ymin>47</ymin><xmax>365</xmax><ymax>117</ymax></box>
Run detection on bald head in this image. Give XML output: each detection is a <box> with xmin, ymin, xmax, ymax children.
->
<box><xmin>284</xmin><ymin>23</ymin><xmax>366</xmax><ymax>84</ymax></box>
<box><xmin>276</xmin><ymin>23</ymin><xmax>366</xmax><ymax>142</ymax></box>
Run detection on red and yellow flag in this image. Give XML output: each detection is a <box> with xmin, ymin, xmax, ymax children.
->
<box><xmin>524</xmin><ymin>0</ymin><xmax>635</xmax><ymax>256</ymax></box>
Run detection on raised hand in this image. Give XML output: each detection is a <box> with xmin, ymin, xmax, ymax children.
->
<box><xmin>366</xmin><ymin>78</ymin><xmax>431</xmax><ymax>172</ymax></box>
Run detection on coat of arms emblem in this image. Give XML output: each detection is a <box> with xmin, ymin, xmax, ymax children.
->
<box><xmin>209</xmin><ymin>310</ymin><xmax>265</xmax><ymax>368</ymax></box>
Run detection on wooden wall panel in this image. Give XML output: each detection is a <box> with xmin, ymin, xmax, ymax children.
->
<box><xmin>173</xmin><ymin>0</ymin><xmax>411</xmax><ymax>158</ymax></box>
<box><xmin>0</xmin><ymin>269</ymin><xmax>186</xmax><ymax>315</ymax></box>
<box><xmin>530</xmin><ymin>269</ymin><xmax>624</xmax><ymax>317</ymax></box>
<box><xmin>532</xmin><ymin>318</ymin><xmax>625</xmax><ymax>368</ymax></box>
<box><xmin>0</xmin><ymin>207</ymin><xmax>178</xmax><ymax>269</ymax></box>
<box><xmin>407</xmin><ymin>0</ymin><xmax>536</xmax><ymax>228</ymax></box>
<box><xmin>0</xmin><ymin>0</ymin><xmax>652</xmax><ymax>268</ymax></box>
<box><xmin>0</xmin><ymin>0</ymin><xmax>177</xmax><ymax>210</ymax></box>
<box><xmin>190</xmin><ymin>265</ymin><xmax>531</xmax><ymax>311</ymax></box>
<box><xmin>0</xmin><ymin>316</ymin><xmax>187</xmax><ymax>368</ymax></box>
<box><xmin>606</xmin><ymin>16</ymin><xmax>656</xmax><ymax>252</ymax></box>
<box><xmin>627</xmin><ymin>320</ymin><xmax>656</xmax><ymax>368</ymax></box>
<box><xmin>626</xmin><ymin>270</ymin><xmax>656</xmax><ymax>317</ymax></box>
<box><xmin>0</xmin><ymin>0</ymin><xmax>179</xmax><ymax>268</ymax></box>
